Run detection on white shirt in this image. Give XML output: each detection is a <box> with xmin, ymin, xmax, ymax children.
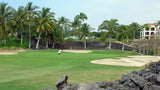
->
<box><xmin>58</xmin><ymin>50</ymin><xmax>62</xmax><ymax>53</ymax></box>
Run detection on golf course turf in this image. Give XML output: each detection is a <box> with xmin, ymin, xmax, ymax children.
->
<box><xmin>0</xmin><ymin>50</ymin><xmax>142</xmax><ymax>90</ymax></box>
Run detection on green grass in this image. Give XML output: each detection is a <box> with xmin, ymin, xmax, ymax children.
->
<box><xmin>0</xmin><ymin>50</ymin><xmax>142</xmax><ymax>90</ymax></box>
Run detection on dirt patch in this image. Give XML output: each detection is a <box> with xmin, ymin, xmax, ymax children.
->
<box><xmin>91</xmin><ymin>56</ymin><xmax>160</xmax><ymax>67</ymax></box>
<box><xmin>63</xmin><ymin>50</ymin><xmax>92</xmax><ymax>53</ymax></box>
<box><xmin>0</xmin><ymin>49</ymin><xmax>26</xmax><ymax>55</ymax></box>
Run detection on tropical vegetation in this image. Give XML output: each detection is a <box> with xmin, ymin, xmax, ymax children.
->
<box><xmin>1</xmin><ymin>1</ymin><xmax>157</xmax><ymax>51</ymax></box>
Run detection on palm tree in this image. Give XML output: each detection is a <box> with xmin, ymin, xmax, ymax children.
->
<box><xmin>72</xmin><ymin>12</ymin><xmax>88</xmax><ymax>38</ymax></box>
<box><xmin>117</xmin><ymin>25</ymin><xmax>132</xmax><ymax>51</ymax></box>
<box><xmin>58</xmin><ymin>16</ymin><xmax>69</xmax><ymax>34</ymax></box>
<box><xmin>72</xmin><ymin>18</ymin><xmax>81</xmax><ymax>36</ymax></box>
<box><xmin>81</xmin><ymin>23</ymin><xmax>90</xmax><ymax>49</ymax></box>
<box><xmin>15</xmin><ymin>6</ymin><xmax>25</xmax><ymax>44</ymax></box>
<box><xmin>99</xmin><ymin>19</ymin><xmax>119</xmax><ymax>50</ymax></box>
<box><xmin>155</xmin><ymin>20</ymin><xmax>160</xmax><ymax>32</ymax></box>
<box><xmin>24</xmin><ymin>2</ymin><xmax>38</xmax><ymax>50</ymax></box>
<box><xmin>0</xmin><ymin>2</ymin><xmax>14</xmax><ymax>45</ymax></box>
<box><xmin>142</xmin><ymin>24</ymin><xmax>150</xmax><ymax>29</ymax></box>
<box><xmin>75</xmin><ymin>12</ymin><xmax>88</xmax><ymax>22</ymax></box>
<box><xmin>35</xmin><ymin>7</ymin><xmax>55</xmax><ymax>49</ymax></box>
<box><xmin>51</xmin><ymin>24</ymin><xmax>64</xmax><ymax>49</ymax></box>
<box><xmin>99</xmin><ymin>32</ymin><xmax>107</xmax><ymax>44</ymax></box>
<box><xmin>129</xmin><ymin>22</ymin><xmax>140</xmax><ymax>39</ymax></box>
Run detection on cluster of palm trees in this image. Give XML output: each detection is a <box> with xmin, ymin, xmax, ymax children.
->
<box><xmin>0</xmin><ymin>2</ymin><xmax>91</xmax><ymax>49</ymax></box>
<box><xmin>1</xmin><ymin>2</ymin><xmax>159</xmax><ymax>50</ymax></box>
<box><xmin>98</xmin><ymin>19</ymin><xmax>160</xmax><ymax>51</ymax></box>
<box><xmin>98</xmin><ymin>19</ymin><xmax>140</xmax><ymax>51</ymax></box>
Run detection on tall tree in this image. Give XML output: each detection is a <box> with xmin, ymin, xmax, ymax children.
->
<box><xmin>24</xmin><ymin>2</ymin><xmax>38</xmax><ymax>50</ymax></box>
<box><xmin>99</xmin><ymin>32</ymin><xmax>107</xmax><ymax>43</ymax></box>
<box><xmin>15</xmin><ymin>6</ymin><xmax>25</xmax><ymax>44</ymax></box>
<box><xmin>58</xmin><ymin>16</ymin><xmax>69</xmax><ymax>34</ymax></box>
<box><xmin>72</xmin><ymin>18</ymin><xmax>81</xmax><ymax>36</ymax></box>
<box><xmin>35</xmin><ymin>7</ymin><xmax>55</xmax><ymax>49</ymax></box>
<box><xmin>72</xmin><ymin>12</ymin><xmax>88</xmax><ymax>38</ymax></box>
<box><xmin>75</xmin><ymin>12</ymin><xmax>88</xmax><ymax>22</ymax></box>
<box><xmin>51</xmin><ymin>24</ymin><xmax>64</xmax><ymax>49</ymax></box>
<box><xmin>129</xmin><ymin>22</ymin><xmax>140</xmax><ymax>39</ymax></box>
<box><xmin>0</xmin><ymin>2</ymin><xmax>14</xmax><ymax>45</ymax></box>
<box><xmin>81</xmin><ymin>23</ymin><xmax>90</xmax><ymax>49</ymax></box>
<box><xmin>142</xmin><ymin>24</ymin><xmax>150</xmax><ymax>29</ymax></box>
<box><xmin>99</xmin><ymin>19</ymin><xmax>119</xmax><ymax>50</ymax></box>
<box><xmin>117</xmin><ymin>25</ymin><xmax>132</xmax><ymax>51</ymax></box>
<box><xmin>155</xmin><ymin>20</ymin><xmax>160</xmax><ymax>31</ymax></box>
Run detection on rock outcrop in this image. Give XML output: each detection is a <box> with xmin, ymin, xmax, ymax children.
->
<box><xmin>48</xmin><ymin>61</ymin><xmax>160</xmax><ymax>90</ymax></box>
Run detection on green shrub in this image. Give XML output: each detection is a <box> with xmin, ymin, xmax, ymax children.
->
<box><xmin>65</xmin><ymin>38</ymin><xmax>75</xmax><ymax>41</ymax></box>
<box><xmin>149</xmin><ymin>49</ymin><xmax>154</xmax><ymax>55</ymax></box>
<box><xmin>20</xmin><ymin>42</ymin><xmax>28</xmax><ymax>48</ymax></box>
<box><xmin>0</xmin><ymin>37</ymin><xmax>29</xmax><ymax>49</ymax></box>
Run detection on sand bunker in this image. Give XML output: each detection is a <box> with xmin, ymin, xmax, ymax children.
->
<box><xmin>0</xmin><ymin>49</ymin><xmax>26</xmax><ymax>55</ymax></box>
<box><xmin>63</xmin><ymin>50</ymin><xmax>92</xmax><ymax>53</ymax></box>
<box><xmin>91</xmin><ymin>56</ymin><xmax>160</xmax><ymax>67</ymax></box>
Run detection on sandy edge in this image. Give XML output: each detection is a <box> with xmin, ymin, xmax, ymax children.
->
<box><xmin>91</xmin><ymin>56</ymin><xmax>160</xmax><ymax>67</ymax></box>
<box><xmin>0</xmin><ymin>49</ymin><xmax>26</xmax><ymax>55</ymax></box>
<box><xmin>63</xmin><ymin>50</ymin><xmax>92</xmax><ymax>53</ymax></box>
<box><xmin>0</xmin><ymin>49</ymin><xmax>91</xmax><ymax>55</ymax></box>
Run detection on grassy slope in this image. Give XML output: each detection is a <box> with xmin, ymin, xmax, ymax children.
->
<box><xmin>0</xmin><ymin>50</ymin><xmax>141</xmax><ymax>90</ymax></box>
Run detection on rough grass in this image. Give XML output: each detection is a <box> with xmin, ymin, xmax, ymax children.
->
<box><xmin>0</xmin><ymin>50</ymin><xmax>142</xmax><ymax>90</ymax></box>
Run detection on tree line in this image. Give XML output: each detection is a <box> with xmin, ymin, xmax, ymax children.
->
<box><xmin>0</xmin><ymin>2</ymin><xmax>160</xmax><ymax>50</ymax></box>
<box><xmin>0</xmin><ymin>2</ymin><xmax>91</xmax><ymax>49</ymax></box>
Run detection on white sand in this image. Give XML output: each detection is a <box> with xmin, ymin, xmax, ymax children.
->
<box><xmin>63</xmin><ymin>50</ymin><xmax>92</xmax><ymax>53</ymax></box>
<box><xmin>0</xmin><ymin>49</ymin><xmax>26</xmax><ymax>55</ymax></box>
<box><xmin>91</xmin><ymin>56</ymin><xmax>160</xmax><ymax>67</ymax></box>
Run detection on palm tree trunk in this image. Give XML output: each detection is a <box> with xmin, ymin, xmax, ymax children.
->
<box><xmin>46</xmin><ymin>37</ymin><xmax>48</xmax><ymax>48</ymax></box>
<box><xmin>122</xmin><ymin>39</ymin><xmax>124</xmax><ymax>51</ymax></box>
<box><xmin>52</xmin><ymin>42</ymin><xmax>55</xmax><ymax>49</ymax></box>
<box><xmin>109</xmin><ymin>36</ymin><xmax>111</xmax><ymax>50</ymax></box>
<box><xmin>62</xmin><ymin>25</ymin><xmax>64</xmax><ymax>34</ymax></box>
<box><xmin>84</xmin><ymin>37</ymin><xmax>87</xmax><ymax>49</ymax></box>
<box><xmin>21</xmin><ymin>31</ymin><xmax>23</xmax><ymax>44</ymax></box>
<box><xmin>84</xmin><ymin>41</ymin><xmax>87</xmax><ymax>49</ymax></box>
<box><xmin>36</xmin><ymin>32</ymin><xmax>41</xmax><ymax>49</ymax></box>
<box><xmin>83</xmin><ymin>36</ymin><xmax>87</xmax><ymax>49</ymax></box>
<box><xmin>29</xmin><ymin>23</ymin><xmax>31</xmax><ymax>50</ymax></box>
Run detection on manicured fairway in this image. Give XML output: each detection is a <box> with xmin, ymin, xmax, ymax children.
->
<box><xmin>0</xmin><ymin>50</ymin><xmax>142</xmax><ymax>90</ymax></box>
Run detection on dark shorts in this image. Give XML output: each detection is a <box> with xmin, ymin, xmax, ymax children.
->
<box><xmin>58</xmin><ymin>53</ymin><xmax>61</xmax><ymax>55</ymax></box>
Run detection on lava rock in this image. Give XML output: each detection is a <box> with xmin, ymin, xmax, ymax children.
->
<box><xmin>56</xmin><ymin>75</ymin><xmax>68</xmax><ymax>90</ymax></box>
<box><xmin>54</xmin><ymin>61</ymin><xmax>160</xmax><ymax>90</ymax></box>
<box><xmin>130</xmin><ymin>74</ymin><xmax>146</xmax><ymax>88</ymax></box>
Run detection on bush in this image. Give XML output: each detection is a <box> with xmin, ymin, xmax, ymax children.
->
<box><xmin>20</xmin><ymin>42</ymin><xmax>28</xmax><ymax>48</ymax></box>
<box><xmin>65</xmin><ymin>38</ymin><xmax>75</xmax><ymax>41</ymax></box>
<box><xmin>149</xmin><ymin>49</ymin><xmax>154</xmax><ymax>55</ymax></box>
<box><xmin>0</xmin><ymin>37</ymin><xmax>29</xmax><ymax>49</ymax></box>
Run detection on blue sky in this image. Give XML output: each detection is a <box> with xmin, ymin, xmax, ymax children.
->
<box><xmin>1</xmin><ymin>0</ymin><xmax>160</xmax><ymax>31</ymax></box>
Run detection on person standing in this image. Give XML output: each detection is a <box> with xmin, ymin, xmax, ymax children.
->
<box><xmin>58</xmin><ymin>49</ymin><xmax>62</xmax><ymax>57</ymax></box>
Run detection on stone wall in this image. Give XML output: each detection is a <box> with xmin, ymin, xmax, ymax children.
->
<box><xmin>52</xmin><ymin>41</ymin><xmax>133</xmax><ymax>51</ymax></box>
<box><xmin>126</xmin><ymin>39</ymin><xmax>160</xmax><ymax>55</ymax></box>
